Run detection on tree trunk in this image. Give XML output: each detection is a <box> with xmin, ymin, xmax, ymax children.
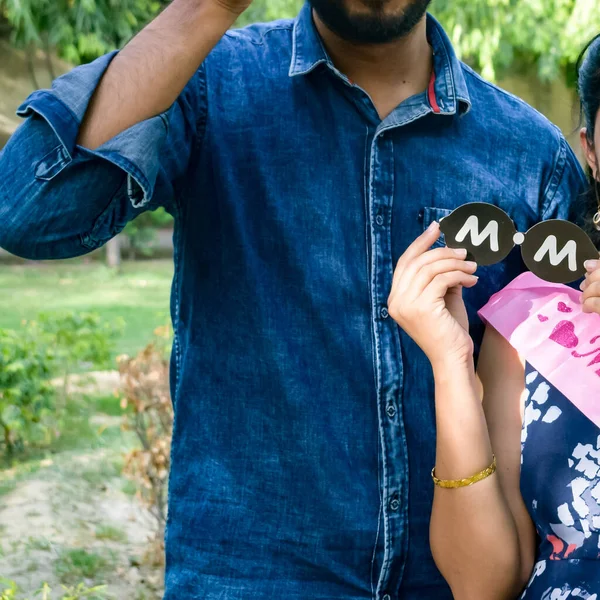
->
<box><xmin>2</xmin><ymin>420</ymin><xmax>13</xmax><ymax>455</ymax></box>
<box><xmin>26</xmin><ymin>46</ymin><xmax>40</xmax><ymax>90</ymax></box>
<box><xmin>44</xmin><ymin>37</ymin><xmax>56</xmax><ymax>81</ymax></box>
<box><xmin>106</xmin><ymin>237</ymin><xmax>122</xmax><ymax>269</ymax></box>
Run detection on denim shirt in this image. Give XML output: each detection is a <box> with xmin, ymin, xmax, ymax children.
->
<box><xmin>0</xmin><ymin>5</ymin><xmax>586</xmax><ymax>599</ymax></box>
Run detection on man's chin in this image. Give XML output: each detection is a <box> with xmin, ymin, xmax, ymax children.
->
<box><xmin>309</xmin><ymin>0</ymin><xmax>431</xmax><ymax>45</ymax></box>
<box><xmin>352</xmin><ymin>0</ymin><xmax>391</xmax><ymax>13</ymax></box>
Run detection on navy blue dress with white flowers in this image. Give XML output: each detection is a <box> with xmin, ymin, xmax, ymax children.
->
<box><xmin>519</xmin><ymin>364</ymin><xmax>600</xmax><ymax>599</ymax></box>
<box><xmin>478</xmin><ymin>273</ymin><xmax>600</xmax><ymax>599</ymax></box>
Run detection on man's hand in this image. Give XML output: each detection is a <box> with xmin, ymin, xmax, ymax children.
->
<box><xmin>581</xmin><ymin>259</ymin><xmax>600</xmax><ymax>314</ymax></box>
<box><xmin>212</xmin><ymin>0</ymin><xmax>253</xmax><ymax>18</ymax></box>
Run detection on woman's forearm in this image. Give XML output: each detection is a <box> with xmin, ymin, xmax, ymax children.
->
<box><xmin>429</xmin><ymin>359</ymin><xmax>524</xmax><ymax>600</ymax></box>
<box><xmin>384</xmin><ymin>225</ymin><xmax>532</xmax><ymax>597</ymax></box>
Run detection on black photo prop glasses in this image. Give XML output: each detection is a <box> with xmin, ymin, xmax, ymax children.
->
<box><xmin>439</xmin><ymin>203</ymin><xmax>598</xmax><ymax>284</ymax></box>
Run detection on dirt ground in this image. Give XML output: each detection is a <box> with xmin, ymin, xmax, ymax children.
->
<box><xmin>0</xmin><ymin>373</ymin><xmax>165</xmax><ymax>599</ymax></box>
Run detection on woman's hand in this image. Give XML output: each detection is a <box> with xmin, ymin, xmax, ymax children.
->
<box><xmin>581</xmin><ymin>260</ymin><xmax>600</xmax><ymax>314</ymax></box>
<box><xmin>387</xmin><ymin>221</ymin><xmax>478</xmax><ymax>370</ymax></box>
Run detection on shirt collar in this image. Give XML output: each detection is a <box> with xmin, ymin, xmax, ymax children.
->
<box><xmin>426</xmin><ymin>14</ymin><xmax>471</xmax><ymax>115</ymax></box>
<box><xmin>289</xmin><ymin>4</ymin><xmax>472</xmax><ymax>115</ymax></box>
<box><xmin>288</xmin><ymin>3</ymin><xmax>331</xmax><ymax>77</ymax></box>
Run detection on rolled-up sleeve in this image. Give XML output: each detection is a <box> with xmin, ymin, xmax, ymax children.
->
<box><xmin>0</xmin><ymin>50</ymin><xmax>206</xmax><ymax>259</ymax></box>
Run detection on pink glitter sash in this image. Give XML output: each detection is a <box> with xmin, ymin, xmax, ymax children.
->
<box><xmin>478</xmin><ymin>272</ymin><xmax>600</xmax><ymax>427</ymax></box>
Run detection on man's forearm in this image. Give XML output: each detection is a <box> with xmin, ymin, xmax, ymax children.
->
<box><xmin>77</xmin><ymin>0</ymin><xmax>239</xmax><ymax>149</ymax></box>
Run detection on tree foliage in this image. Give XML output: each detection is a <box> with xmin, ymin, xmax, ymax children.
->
<box><xmin>433</xmin><ymin>0</ymin><xmax>600</xmax><ymax>82</ymax></box>
<box><xmin>123</xmin><ymin>206</ymin><xmax>174</xmax><ymax>259</ymax></box>
<box><xmin>0</xmin><ymin>0</ymin><xmax>165</xmax><ymax>65</ymax></box>
<box><xmin>1</xmin><ymin>0</ymin><xmax>598</xmax><ymax>82</ymax></box>
<box><xmin>236</xmin><ymin>0</ymin><xmax>301</xmax><ymax>27</ymax></box>
<box><xmin>239</xmin><ymin>0</ymin><xmax>600</xmax><ymax>82</ymax></box>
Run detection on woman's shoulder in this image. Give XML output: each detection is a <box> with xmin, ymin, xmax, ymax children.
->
<box><xmin>478</xmin><ymin>272</ymin><xmax>600</xmax><ymax>422</ymax></box>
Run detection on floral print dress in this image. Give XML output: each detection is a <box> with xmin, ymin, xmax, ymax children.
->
<box><xmin>479</xmin><ymin>273</ymin><xmax>600</xmax><ymax>599</ymax></box>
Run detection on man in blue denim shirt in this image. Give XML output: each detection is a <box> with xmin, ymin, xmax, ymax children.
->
<box><xmin>0</xmin><ymin>0</ymin><xmax>593</xmax><ymax>596</ymax></box>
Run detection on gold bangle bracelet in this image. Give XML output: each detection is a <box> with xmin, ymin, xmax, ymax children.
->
<box><xmin>431</xmin><ymin>455</ymin><xmax>497</xmax><ymax>489</ymax></box>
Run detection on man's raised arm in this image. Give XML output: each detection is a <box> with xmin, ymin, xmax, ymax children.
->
<box><xmin>79</xmin><ymin>0</ymin><xmax>249</xmax><ymax>149</ymax></box>
<box><xmin>0</xmin><ymin>0</ymin><xmax>250</xmax><ymax>259</ymax></box>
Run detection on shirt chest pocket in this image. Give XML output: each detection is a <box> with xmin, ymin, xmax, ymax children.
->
<box><xmin>420</xmin><ymin>206</ymin><xmax>453</xmax><ymax>249</ymax></box>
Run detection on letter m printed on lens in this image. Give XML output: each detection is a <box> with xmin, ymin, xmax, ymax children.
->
<box><xmin>533</xmin><ymin>236</ymin><xmax>578</xmax><ymax>272</ymax></box>
<box><xmin>454</xmin><ymin>216</ymin><xmax>500</xmax><ymax>251</ymax></box>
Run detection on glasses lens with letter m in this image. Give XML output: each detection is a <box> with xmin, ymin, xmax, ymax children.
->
<box><xmin>439</xmin><ymin>203</ymin><xmax>598</xmax><ymax>284</ymax></box>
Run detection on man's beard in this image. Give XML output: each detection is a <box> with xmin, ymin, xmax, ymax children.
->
<box><xmin>308</xmin><ymin>0</ymin><xmax>432</xmax><ymax>44</ymax></box>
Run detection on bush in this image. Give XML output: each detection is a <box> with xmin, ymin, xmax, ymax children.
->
<box><xmin>0</xmin><ymin>326</ymin><xmax>56</xmax><ymax>454</ymax></box>
<box><xmin>34</xmin><ymin>312</ymin><xmax>124</xmax><ymax>400</ymax></box>
<box><xmin>0</xmin><ymin>578</ymin><xmax>108</xmax><ymax>600</ymax></box>
<box><xmin>54</xmin><ymin>548</ymin><xmax>116</xmax><ymax>584</ymax></box>
<box><xmin>119</xmin><ymin>326</ymin><xmax>173</xmax><ymax>565</ymax></box>
<box><xmin>123</xmin><ymin>207</ymin><xmax>173</xmax><ymax>260</ymax></box>
<box><xmin>0</xmin><ymin>312</ymin><xmax>123</xmax><ymax>455</ymax></box>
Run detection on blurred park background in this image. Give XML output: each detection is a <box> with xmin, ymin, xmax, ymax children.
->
<box><xmin>1</xmin><ymin>1</ymin><xmax>600</xmax><ymax>598</ymax></box>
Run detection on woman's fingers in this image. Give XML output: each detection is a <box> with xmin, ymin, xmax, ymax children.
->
<box><xmin>580</xmin><ymin>267</ymin><xmax>600</xmax><ymax>291</ymax></box>
<box><xmin>581</xmin><ymin>279</ymin><xmax>600</xmax><ymax>313</ymax></box>
<box><xmin>402</xmin><ymin>246</ymin><xmax>468</xmax><ymax>283</ymax></box>
<box><xmin>392</xmin><ymin>221</ymin><xmax>442</xmax><ymax>284</ymax></box>
<box><xmin>392</xmin><ymin>245</ymin><xmax>468</xmax><ymax>292</ymax></box>
<box><xmin>424</xmin><ymin>271</ymin><xmax>479</xmax><ymax>301</ymax></box>
<box><xmin>400</xmin><ymin>221</ymin><xmax>442</xmax><ymax>264</ymax></box>
<box><xmin>410</xmin><ymin>258</ymin><xmax>478</xmax><ymax>298</ymax></box>
<box><xmin>580</xmin><ymin>267</ymin><xmax>600</xmax><ymax>314</ymax></box>
<box><xmin>582</xmin><ymin>296</ymin><xmax>600</xmax><ymax>314</ymax></box>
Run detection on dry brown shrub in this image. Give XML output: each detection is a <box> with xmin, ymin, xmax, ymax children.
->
<box><xmin>118</xmin><ymin>326</ymin><xmax>173</xmax><ymax>566</ymax></box>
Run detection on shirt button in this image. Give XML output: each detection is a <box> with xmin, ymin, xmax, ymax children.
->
<box><xmin>386</xmin><ymin>404</ymin><xmax>396</xmax><ymax>418</ymax></box>
<box><xmin>383</xmin><ymin>595</ymin><xmax>391</xmax><ymax>600</ymax></box>
<box><xmin>380</xmin><ymin>307</ymin><xmax>389</xmax><ymax>319</ymax></box>
<box><xmin>376</xmin><ymin>214</ymin><xmax>384</xmax><ymax>226</ymax></box>
<box><xmin>389</xmin><ymin>497</ymin><xmax>400</xmax><ymax>511</ymax></box>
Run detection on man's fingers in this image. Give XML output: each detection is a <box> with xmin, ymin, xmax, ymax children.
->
<box><xmin>411</xmin><ymin>258</ymin><xmax>477</xmax><ymax>297</ymax></box>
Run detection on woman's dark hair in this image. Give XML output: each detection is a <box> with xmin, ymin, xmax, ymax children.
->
<box><xmin>576</xmin><ymin>33</ymin><xmax>600</xmax><ymax>247</ymax></box>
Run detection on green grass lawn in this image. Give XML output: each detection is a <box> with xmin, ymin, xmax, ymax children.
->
<box><xmin>0</xmin><ymin>258</ymin><xmax>173</xmax><ymax>359</ymax></box>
